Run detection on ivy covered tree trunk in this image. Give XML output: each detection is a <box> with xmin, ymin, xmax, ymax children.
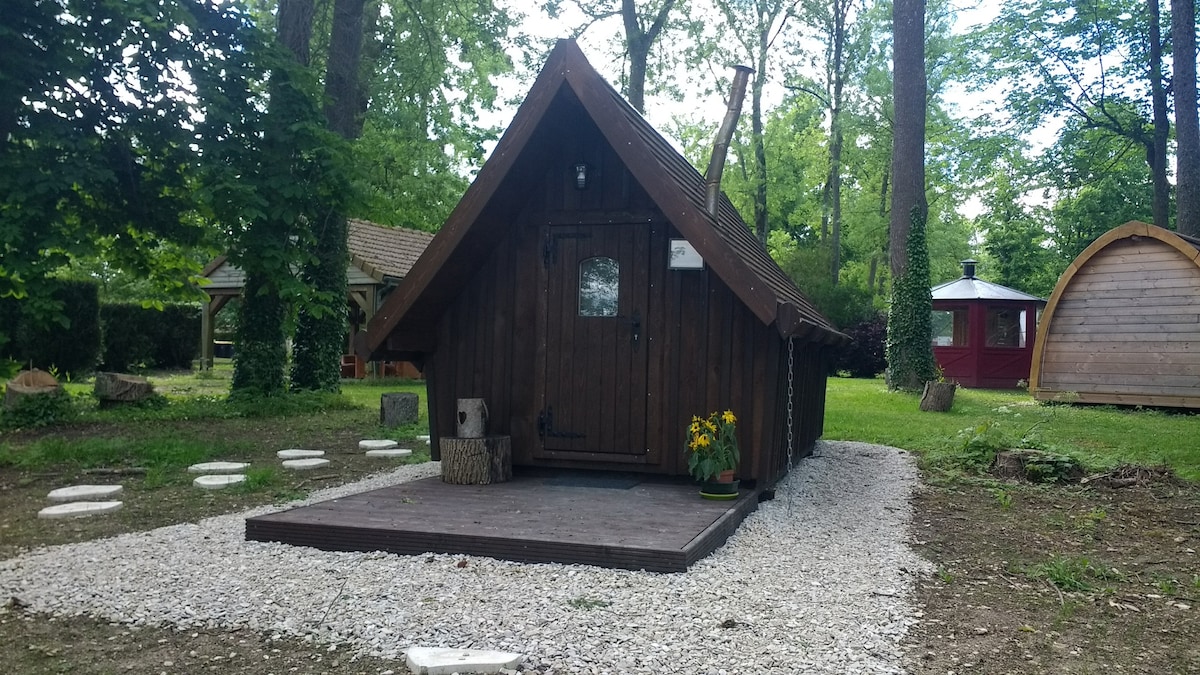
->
<box><xmin>231</xmin><ymin>276</ymin><xmax>288</xmax><ymax>397</ymax></box>
<box><xmin>885</xmin><ymin>207</ymin><xmax>936</xmax><ymax>391</ymax></box>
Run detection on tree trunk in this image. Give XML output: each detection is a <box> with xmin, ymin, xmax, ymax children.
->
<box><xmin>752</xmin><ymin>39</ymin><xmax>769</xmax><ymax>242</ymax></box>
<box><xmin>380</xmin><ymin>392</ymin><xmax>419</xmax><ymax>427</ymax></box>
<box><xmin>1149</xmin><ymin>0</ymin><xmax>1170</xmax><ymax>228</ymax></box>
<box><xmin>1173</xmin><ymin>0</ymin><xmax>1200</xmax><ymax>236</ymax></box>
<box><xmin>889</xmin><ymin>0</ymin><xmax>927</xmax><ymax>280</ymax></box>
<box><xmin>440</xmin><ymin>436</ymin><xmax>512</xmax><ymax>485</ymax></box>
<box><xmin>94</xmin><ymin>372</ymin><xmax>155</xmax><ymax>404</ymax></box>
<box><xmin>291</xmin><ymin>0</ymin><xmax>364</xmax><ymax>392</ymax></box>
<box><xmin>829</xmin><ymin>0</ymin><xmax>848</xmax><ymax>285</ymax></box>
<box><xmin>3</xmin><ymin>369</ymin><xmax>61</xmax><ymax>409</ymax></box>
<box><xmin>620</xmin><ymin>0</ymin><xmax>676</xmax><ymax>114</ymax></box>
<box><xmin>919</xmin><ymin>380</ymin><xmax>955</xmax><ymax>412</ymax></box>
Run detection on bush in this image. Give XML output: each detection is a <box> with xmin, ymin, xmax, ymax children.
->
<box><xmin>0</xmin><ymin>389</ymin><xmax>77</xmax><ymax>430</ymax></box>
<box><xmin>833</xmin><ymin>313</ymin><xmax>887</xmax><ymax>378</ymax></box>
<box><xmin>1</xmin><ymin>279</ymin><xmax>102</xmax><ymax>377</ymax></box>
<box><xmin>100</xmin><ymin>303</ymin><xmax>201</xmax><ymax>371</ymax></box>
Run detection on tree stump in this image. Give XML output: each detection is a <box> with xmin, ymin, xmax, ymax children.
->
<box><xmin>3</xmin><ymin>369</ymin><xmax>62</xmax><ymax>409</ymax></box>
<box><xmin>380</xmin><ymin>392</ymin><xmax>419</xmax><ymax>427</ymax></box>
<box><xmin>94</xmin><ymin>372</ymin><xmax>155</xmax><ymax>407</ymax></box>
<box><xmin>919</xmin><ymin>381</ymin><xmax>957</xmax><ymax>412</ymax></box>
<box><xmin>441</xmin><ymin>435</ymin><xmax>512</xmax><ymax>485</ymax></box>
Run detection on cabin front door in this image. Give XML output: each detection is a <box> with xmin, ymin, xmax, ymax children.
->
<box><xmin>535</xmin><ymin>222</ymin><xmax>654</xmax><ymax>464</ymax></box>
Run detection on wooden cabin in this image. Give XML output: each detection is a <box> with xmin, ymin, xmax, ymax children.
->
<box><xmin>1031</xmin><ymin>221</ymin><xmax>1200</xmax><ymax>408</ymax></box>
<box><xmin>931</xmin><ymin>259</ymin><xmax>1047</xmax><ymax>388</ymax></box>
<box><xmin>200</xmin><ymin>219</ymin><xmax>433</xmax><ymax>376</ymax></box>
<box><xmin>359</xmin><ymin>40</ymin><xmax>846</xmax><ymax>487</ymax></box>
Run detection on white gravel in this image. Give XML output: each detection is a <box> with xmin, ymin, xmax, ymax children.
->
<box><xmin>0</xmin><ymin>440</ymin><xmax>932</xmax><ymax>674</ymax></box>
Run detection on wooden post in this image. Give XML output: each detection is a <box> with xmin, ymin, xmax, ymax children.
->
<box><xmin>441</xmin><ymin>436</ymin><xmax>512</xmax><ymax>484</ymax></box>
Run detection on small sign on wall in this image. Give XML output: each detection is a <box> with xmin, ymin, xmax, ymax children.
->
<box><xmin>669</xmin><ymin>239</ymin><xmax>704</xmax><ymax>269</ymax></box>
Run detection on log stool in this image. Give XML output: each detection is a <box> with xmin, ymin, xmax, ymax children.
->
<box><xmin>440</xmin><ymin>436</ymin><xmax>512</xmax><ymax>485</ymax></box>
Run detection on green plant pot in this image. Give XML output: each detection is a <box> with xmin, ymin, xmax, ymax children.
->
<box><xmin>699</xmin><ymin>479</ymin><xmax>740</xmax><ymax>500</ymax></box>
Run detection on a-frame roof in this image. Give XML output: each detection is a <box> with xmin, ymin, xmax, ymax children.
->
<box><xmin>361</xmin><ymin>39</ymin><xmax>844</xmax><ymax>358</ymax></box>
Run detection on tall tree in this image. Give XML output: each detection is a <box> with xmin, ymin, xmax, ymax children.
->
<box><xmin>889</xmin><ymin>0</ymin><xmax>926</xmax><ymax>279</ymax></box>
<box><xmin>290</xmin><ymin>0</ymin><xmax>367</xmax><ymax>392</ymax></box>
<box><xmin>1148</xmin><ymin>0</ymin><xmax>1170</xmax><ymax>227</ymax></box>
<box><xmin>548</xmin><ymin>0</ymin><xmax>681</xmax><ymax>113</ymax></box>
<box><xmin>0</xmin><ymin>0</ymin><xmax>217</xmax><ymax>349</ymax></box>
<box><xmin>1174</xmin><ymin>0</ymin><xmax>1200</xmax><ymax>236</ymax></box>
<box><xmin>230</xmin><ymin>0</ymin><xmax>326</xmax><ymax>397</ymax></box>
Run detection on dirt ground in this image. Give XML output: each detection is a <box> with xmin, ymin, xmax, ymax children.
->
<box><xmin>3</xmin><ymin>423</ymin><xmax>1199</xmax><ymax>673</ymax></box>
<box><xmin>905</xmin><ymin>477</ymin><xmax>1200</xmax><ymax>675</ymax></box>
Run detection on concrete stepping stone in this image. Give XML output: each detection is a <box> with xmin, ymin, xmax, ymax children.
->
<box><xmin>38</xmin><ymin>501</ymin><xmax>124</xmax><ymax>519</ymax></box>
<box><xmin>281</xmin><ymin>458</ymin><xmax>331</xmax><ymax>470</ymax></box>
<box><xmin>358</xmin><ymin>439</ymin><xmax>398</xmax><ymax>451</ymax></box>
<box><xmin>416</xmin><ymin>435</ymin><xmax>431</xmax><ymax>442</ymax></box>
<box><xmin>187</xmin><ymin>461</ymin><xmax>249</xmax><ymax>474</ymax></box>
<box><xmin>193</xmin><ymin>474</ymin><xmax>246</xmax><ymax>490</ymax></box>
<box><xmin>365</xmin><ymin>448</ymin><xmax>412</xmax><ymax>458</ymax></box>
<box><xmin>46</xmin><ymin>484</ymin><xmax>123</xmax><ymax>502</ymax></box>
<box><xmin>277</xmin><ymin>449</ymin><xmax>325</xmax><ymax>460</ymax></box>
<box><xmin>406</xmin><ymin>647</ymin><xmax>523</xmax><ymax>675</ymax></box>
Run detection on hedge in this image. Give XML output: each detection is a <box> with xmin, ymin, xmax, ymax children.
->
<box><xmin>0</xmin><ymin>279</ymin><xmax>102</xmax><ymax>377</ymax></box>
<box><xmin>99</xmin><ymin>303</ymin><xmax>200</xmax><ymax>371</ymax></box>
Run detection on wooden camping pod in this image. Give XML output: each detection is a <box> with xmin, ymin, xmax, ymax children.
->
<box><xmin>1030</xmin><ymin>221</ymin><xmax>1200</xmax><ymax>408</ymax></box>
<box><xmin>359</xmin><ymin>40</ymin><xmax>846</xmax><ymax>487</ymax></box>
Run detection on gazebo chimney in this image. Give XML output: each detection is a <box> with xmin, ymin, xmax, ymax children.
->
<box><xmin>961</xmin><ymin>259</ymin><xmax>978</xmax><ymax>279</ymax></box>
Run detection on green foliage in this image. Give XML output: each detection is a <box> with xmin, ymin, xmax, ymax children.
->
<box><xmin>823</xmin><ymin>378</ymin><xmax>1200</xmax><ymax>481</ymax></box>
<box><xmin>291</xmin><ymin>215</ymin><xmax>349</xmax><ymax>392</ymax></box>
<box><xmin>832</xmin><ymin>313</ymin><xmax>888</xmax><ymax>378</ymax></box>
<box><xmin>1</xmin><ymin>279</ymin><xmax>102</xmax><ymax>377</ymax></box>
<box><xmin>770</xmin><ymin>237</ymin><xmax>878</xmax><ymax>329</ymax></box>
<box><xmin>990</xmin><ymin>487</ymin><xmax>1013</xmax><ymax>510</ymax></box>
<box><xmin>885</xmin><ymin>208</ymin><xmax>937</xmax><ymax>391</ymax></box>
<box><xmin>0</xmin><ymin>434</ymin><xmax>241</xmax><ymax>472</ymax></box>
<box><xmin>100</xmin><ymin>303</ymin><xmax>201</xmax><ymax>372</ymax></box>
<box><xmin>1028</xmin><ymin>556</ymin><xmax>1124</xmax><ymax>592</ymax></box>
<box><xmin>0</xmin><ymin>0</ymin><xmax>220</xmax><ymax>315</ymax></box>
<box><xmin>0</xmin><ymin>389</ymin><xmax>77</xmax><ymax>431</ymax></box>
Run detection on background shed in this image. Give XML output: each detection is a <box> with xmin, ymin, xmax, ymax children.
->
<box><xmin>199</xmin><ymin>219</ymin><xmax>432</xmax><ymax>376</ymax></box>
<box><xmin>1031</xmin><ymin>221</ymin><xmax>1200</xmax><ymax>408</ymax></box>
<box><xmin>931</xmin><ymin>259</ymin><xmax>1046</xmax><ymax>388</ymax></box>
<box><xmin>360</xmin><ymin>40</ymin><xmax>845</xmax><ymax>487</ymax></box>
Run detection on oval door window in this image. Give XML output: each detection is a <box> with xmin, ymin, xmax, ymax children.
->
<box><xmin>579</xmin><ymin>257</ymin><xmax>619</xmax><ymax>317</ymax></box>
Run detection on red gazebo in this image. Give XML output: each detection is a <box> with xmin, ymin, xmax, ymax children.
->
<box><xmin>931</xmin><ymin>260</ymin><xmax>1047</xmax><ymax>389</ymax></box>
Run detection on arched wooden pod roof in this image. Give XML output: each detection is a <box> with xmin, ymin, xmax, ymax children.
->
<box><xmin>1030</xmin><ymin>221</ymin><xmax>1200</xmax><ymax>408</ymax></box>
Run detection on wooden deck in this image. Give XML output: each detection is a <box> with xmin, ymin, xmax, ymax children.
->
<box><xmin>245</xmin><ymin>471</ymin><xmax>761</xmax><ymax>572</ymax></box>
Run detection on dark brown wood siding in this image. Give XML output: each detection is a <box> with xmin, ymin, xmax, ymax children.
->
<box><xmin>423</xmin><ymin>96</ymin><xmax>829</xmax><ymax>485</ymax></box>
<box><xmin>1035</xmin><ymin>236</ymin><xmax>1200</xmax><ymax>407</ymax></box>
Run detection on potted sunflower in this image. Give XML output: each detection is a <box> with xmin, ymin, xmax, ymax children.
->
<box><xmin>686</xmin><ymin>410</ymin><xmax>740</xmax><ymax>498</ymax></box>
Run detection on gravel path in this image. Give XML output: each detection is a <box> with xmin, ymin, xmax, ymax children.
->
<box><xmin>0</xmin><ymin>441</ymin><xmax>931</xmax><ymax>674</ymax></box>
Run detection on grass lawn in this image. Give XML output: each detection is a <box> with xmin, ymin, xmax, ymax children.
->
<box><xmin>823</xmin><ymin>377</ymin><xmax>1200</xmax><ymax>481</ymax></box>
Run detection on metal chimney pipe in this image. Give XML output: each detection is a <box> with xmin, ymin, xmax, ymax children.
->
<box><xmin>961</xmin><ymin>259</ymin><xmax>978</xmax><ymax>279</ymax></box>
<box><xmin>704</xmin><ymin>65</ymin><xmax>755</xmax><ymax>217</ymax></box>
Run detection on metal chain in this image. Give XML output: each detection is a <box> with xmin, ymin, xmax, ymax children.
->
<box><xmin>786</xmin><ymin>336</ymin><xmax>795</xmax><ymax>473</ymax></box>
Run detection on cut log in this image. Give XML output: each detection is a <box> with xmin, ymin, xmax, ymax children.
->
<box><xmin>3</xmin><ymin>369</ymin><xmax>62</xmax><ymax>409</ymax></box>
<box><xmin>380</xmin><ymin>392</ymin><xmax>419</xmax><ymax>427</ymax></box>
<box><xmin>919</xmin><ymin>381</ymin><xmax>957</xmax><ymax>412</ymax></box>
<box><xmin>441</xmin><ymin>435</ymin><xmax>512</xmax><ymax>485</ymax></box>
<box><xmin>992</xmin><ymin>449</ymin><xmax>1084</xmax><ymax>483</ymax></box>
<box><xmin>94</xmin><ymin>372</ymin><xmax>155</xmax><ymax>406</ymax></box>
<box><xmin>455</xmin><ymin>398</ymin><xmax>488</xmax><ymax>438</ymax></box>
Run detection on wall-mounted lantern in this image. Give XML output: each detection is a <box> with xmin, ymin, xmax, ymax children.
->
<box><xmin>573</xmin><ymin>163</ymin><xmax>589</xmax><ymax>190</ymax></box>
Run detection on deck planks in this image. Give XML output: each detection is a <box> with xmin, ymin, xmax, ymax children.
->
<box><xmin>246</xmin><ymin>473</ymin><xmax>761</xmax><ymax>573</ymax></box>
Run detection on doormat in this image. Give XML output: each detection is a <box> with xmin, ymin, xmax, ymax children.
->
<box><xmin>542</xmin><ymin>472</ymin><xmax>643</xmax><ymax>490</ymax></box>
